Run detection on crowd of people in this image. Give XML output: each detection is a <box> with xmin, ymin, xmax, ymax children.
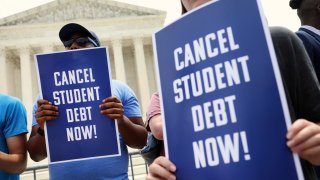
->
<box><xmin>1</xmin><ymin>0</ymin><xmax>320</xmax><ymax>179</ymax></box>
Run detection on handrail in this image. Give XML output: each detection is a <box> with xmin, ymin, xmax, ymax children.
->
<box><xmin>22</xmin><ymin>151</ymin><xmax>148</xmax><ymax>180</ymax></box>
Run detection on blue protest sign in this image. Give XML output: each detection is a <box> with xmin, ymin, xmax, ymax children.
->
<box><xmin>35</xmin><ymin>47</ymin><xmax>120</xmax><ymax>164</ymax></box>
<box><xmin>153</xmin><ymin>0</ymin><xmax>303</xmax><ymax>179</ymax></box>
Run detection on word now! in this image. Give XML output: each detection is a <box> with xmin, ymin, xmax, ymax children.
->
<box><xmin>66</xmin><ymin>125</ymin><xmax>97</xmax><ymax>141</ymax></box>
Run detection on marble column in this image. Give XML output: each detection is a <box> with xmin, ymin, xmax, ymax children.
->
<box><xmin>133</xmin><ymin>37</ymin><xmax>150</xmax><ymax>113</ymax></box>
<box><xmin>0</xmin><ymin>47</ymin><xmax>8</xmax><ymax>94</ymax></box>
<box><xmin>112</xmin><ymin>39</ymin><xmax>126</xmax><ymax>83</ymax></box>
<box><xmin>19</xmin><ymin>46</ymin><xmax>34</xmax><ymax>122</ymax></box>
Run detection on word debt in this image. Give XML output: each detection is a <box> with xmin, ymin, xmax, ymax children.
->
<box><xmin>54</xmin><ymin>68</ymin><xmax>96</xmax><ymax>86</ymax></box>
<box><xmin>174</xmin><ymin>26</ymin><xmax>239</xmax><ymax>71</ymax></box>
<box><xmin>66</xmin><ymin>125</ymin><xmax>97</xmax><ymax>141</ymax></box>
<box><xmin>66</xmin><ymin>106</ymin><xmax>92</xmax><ymax>123</ymax></box>
<box><xmin>192</xmin><ymin>131</ymin><xmax>251</xmax><ymax>169</ymax></box>
<box><xmin>173</xmin><ymin>55</ymin><xmax>250</xmax><ymax>103</ymax></box>
<box><xmin>192</xmin><ymin>95</ymin><xmax>237</xmax><ymax>132</ymax></box>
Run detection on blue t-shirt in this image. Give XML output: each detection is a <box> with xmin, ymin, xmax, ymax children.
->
<box><xmin>32</xmin><ymin>80</ymin><xmax>142</xmax><ymax>180</ymax></box>
<box><xmin>0</xmin><ymin>94</ymin><xmax>28</xmax><ymax>180</ymax></box>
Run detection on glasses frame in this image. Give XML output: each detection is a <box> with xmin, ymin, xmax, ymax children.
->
<box><xmin>63</xmin><ymin>37</ymin><xmax>97</xmax><ymax>48</ymax></box>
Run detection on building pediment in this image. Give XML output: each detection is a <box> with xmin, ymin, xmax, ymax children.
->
<box><xmin>0</xmin><ymin>0</ymin><xmax>165</xmax><ymax>26</ymax></box>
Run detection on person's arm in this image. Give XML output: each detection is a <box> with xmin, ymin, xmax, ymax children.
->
<box><xmin>100</xmin><ymin>96</ymin><xmax>147</xmax><ymax>149</ymax></box>
<box><xmin>0</xmin><ymin>134</ymin><xmax>27</xmax><ymax>174</ymax></box>
<box><xmin>149</xmin><ymin>114</ymin><xmax>163</xmax><ymax>140</ymax></box>
<box><xmin>27</xmin><ymin>99</ymin><xmax>59</xmax><ymax>162</ymax></box>
<box><xmin>287</xmin><ymin>119</ymin><xmax>320</xmax><ymax>165</ymax></box>
<box><xmin>146</xmin><ymin>92</ymin><xmax>163</xmax><ymax>140</ymax></box>
<box><xmin>147</xmin><ymin>156</ymin><xmax>176</xmax><ymax>180</ymax></box>
<box><xmin>27</xmin><ymin>125</ymin><xmax>47</xmax><ymax>162</ymax></box>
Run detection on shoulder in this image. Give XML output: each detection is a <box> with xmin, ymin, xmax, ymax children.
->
<box><xmin>0</xmin><ymin>94</ymin><xmax>26</xmax><ymax>123</ymax></box>
<box><xmin>0</xmin><ymin>94</ymin><xmax>24</xmax><ymax>110</ymax></box>
<box><xmin>111</xmin><ymin>80</ymin><xmax>141</xmax><ymax>117</ymax></box>
<box><xmin>111</xmin><ymin>80</ymin><xmax>131</xmax><ymax>90</ymax></box>
<box><xmin>269</xmin><ymin>26</ymin><xmax>299</xmax><ymax>41</ymax></box>
<box><xmin>269</xmin><ymin>26</ymin><xmax>305</xmax><ymax>50</ymax></box>
<box><xmin>111</xmin><ymin>80</ymin><xmax>137</xmax><ymax>101</ymax></box>
<box><xmin>149</xmin><ymin>92</ymin><xmax>160</xmax><ymax>106</ymax></box>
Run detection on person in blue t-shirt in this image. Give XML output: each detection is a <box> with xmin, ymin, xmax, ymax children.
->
<box><xmin>0</xmin><ymin>93</ymin><xmax>28</xmax><ymax>180</ymax></box>
<box><xmin>26</xmin><ymin>23</ymin><xmax>147</xmax><ymax>180</ymax></box>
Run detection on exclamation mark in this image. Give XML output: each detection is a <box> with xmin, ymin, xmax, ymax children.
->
<box><xmin>93</xmin><ymin>125</ymin><xmax>97</xmax><ymax>138</ymax></box>
<box><xmin>240</xmin><ymin>131</ymin><xmax>251</xmax><ymax>160</ymax></box>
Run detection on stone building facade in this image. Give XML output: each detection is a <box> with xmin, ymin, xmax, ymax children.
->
<box><xmin>0</xmin><ymin>0</ymin><xmax>165</xmax><ymax>178</ymax></box>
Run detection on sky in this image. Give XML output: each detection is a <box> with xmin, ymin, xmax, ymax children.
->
<box><xmin>0</xmin><ymin>0</ymin><xmax>301</xmax><ymax>31</ymax></box>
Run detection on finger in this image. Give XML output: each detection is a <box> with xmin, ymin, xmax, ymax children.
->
<box><xmin>149</xmin><ymin>163</ymin><xmax>176</xmax><ymax>180</ymax></box>
<box><xmin>36</xmin><ymin>110</ymin><xmax>59</xmax><ymax>118</ymax></box>
<box><xmin>290</xmin><ymin>133</ymin><xmax>320</xmax><ymax>153</ymax></box>
<box><xmin>38</xmin><ymin>104</ymin><xmax>58</xmax><ymax>112</ymax></box>
<box><xmin>102</xmin><ymin>96</ymin><xmax>121</xmax><ymax>103</ymax></box>
<box><xmin>287</xmin><ymin>123</ymin><xmax>319</xmax><ymax>147</ymax></box>
<box><xmin>299</xmin><ymin>146</ymin><xmax>320</xmax><ymax>165</ymax></box>
<box><xmin>100</xmin><ymin>107</ymin><xmax>124</xmax><ymax>114</ymax></box>
<box><xmin>100</xmin><ymin>102</ymin><xmax>123</xmax><ymax>110</ymax></box>
<box><xmin>37</xmin><ymin>99</ymin><xmax>51</xmax><ymax>107</ymax></box>
<box><xmin>154</xmin><ymin>156</ymin><xmax>176</xmax><ymax>172</ymax></box>
<box><xmin>287</xmin><ymin>119</ymin><xmax>311</xmax><ymax>139</ymax></box>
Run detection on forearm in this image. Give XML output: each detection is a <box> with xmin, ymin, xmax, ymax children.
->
<box><xmin>0</xmin><ymin>151</ymin><xmax>27</xmax><ymax>174</ymax></box>
<box><xmin>27</xmin><ymin>134</ymin><xmax>47</xmax><ymax>162</ymax></box>
<box><xmin>118</xmin><ymin>116</ymin><xmax>147</xmax><ymax>149</ymax></box>
<box><xmin>149</xmin><ymin>115</ymin><xmax>163</xmax><ymax>140</ymax></box>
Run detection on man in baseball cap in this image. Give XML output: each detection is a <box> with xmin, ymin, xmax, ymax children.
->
<box><xmin>59</xmin><ymin>23</ymin><xmax>101</xmax><ymax>49</ymax></box>
<box><xmin>27</xmin><ymin>22</ymin><xmax>147</xmax><ymax>179</ymax></box>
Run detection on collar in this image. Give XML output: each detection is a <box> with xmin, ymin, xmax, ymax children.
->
<box><xmin>301</xmin><ymin>25</ymin><xmax>320</xmax><ymax>36</ymax></box>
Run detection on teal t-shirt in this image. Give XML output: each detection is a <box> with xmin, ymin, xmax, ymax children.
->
<box><xmin>0</xmin><ymin>94</ymin><xmax>28</xmax><ymax>180</ymax></box>
<box><xmin>32</xmin><ymin>80</ymin><xmax>142</xmax><ymax>180</ymax></box>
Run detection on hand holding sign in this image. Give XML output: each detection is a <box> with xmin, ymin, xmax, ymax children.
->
<box><xmin>287</xmin><ymin>119</ymin><xmax>320</xmax><ymax>166</ymax></box>
<box><xmin>100</xmin><ymin>96</ymin><xmax>125</xmax><ymax>122</ymax></box>
<box><xmin>147</xmin><ymin>156</ymin><xmax>176</xmax><ymax>180</ymax></box>
<box><xmin>36</xmin><ymin>99</ymin><xmax>59</xmax><ymax>129</ymax></box>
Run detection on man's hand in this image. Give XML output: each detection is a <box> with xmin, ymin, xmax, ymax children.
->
<box><xmin>35</xmin><ymin>99</ymin><xmax>59</xmax><ymax>128</ymax></box>
<box><xmin>100</xmin><ymin>96</ymin><xmax>124</xmax><ymax>122</ymax></box>
<box><xmin>147</xmin><ymin>156</ymin><xmax>176</xmax><ymax>180</ymax></box>
<box><xmin>287</xmin><ymin>119</ymin><xmax>320</xmax><ymax>165</ymax></box>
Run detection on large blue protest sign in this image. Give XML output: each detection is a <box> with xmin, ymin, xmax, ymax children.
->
<box><xmin>35</xmin><ymin>47</ymin><xmax>120</xmax><ymax>164</ymax></box>
<box><xmin>153</xmin><ymin>0</ymin><xmax>303</xmax><ymax>179</ymax></box>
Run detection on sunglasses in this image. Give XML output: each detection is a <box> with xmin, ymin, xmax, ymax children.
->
<box><xmin>63</xmin><ymin>37</ymin><xmax>94</xmax><ymax>48</ymax></box>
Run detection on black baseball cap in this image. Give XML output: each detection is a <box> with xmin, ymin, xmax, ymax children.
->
<box><xmin>289</xmin><ymin>0</ymin><xmax>303</xmax><ymax>9</ymax></box>
<box><xmin>59</xmin><ymin>23</ymin><xmax>100</xmax><ymax>47</ymax></box>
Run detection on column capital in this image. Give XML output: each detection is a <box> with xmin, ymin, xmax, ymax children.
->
<box><xmin>133</xmin><ymin>37</ymin><xmax>143</xmax><ymax>43</ymax></box>
<box><xmin>111</xmin><ymin>39</ymin><xmax>122</xmax><ymax>45</ymax></box>
<box><xmin>41</xmin><ymin>44</ymin><xmax>55</xmax><ymax>53</ymax></box>
<box><xmin>17</xmin><ymin>45</ymin><xmax>31</xmax><ymax>54</ymax></box>
<box><xmin>0</xmin><ymin>46</ymin><xmax>5</xmax><ymax>51</ymax></box>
